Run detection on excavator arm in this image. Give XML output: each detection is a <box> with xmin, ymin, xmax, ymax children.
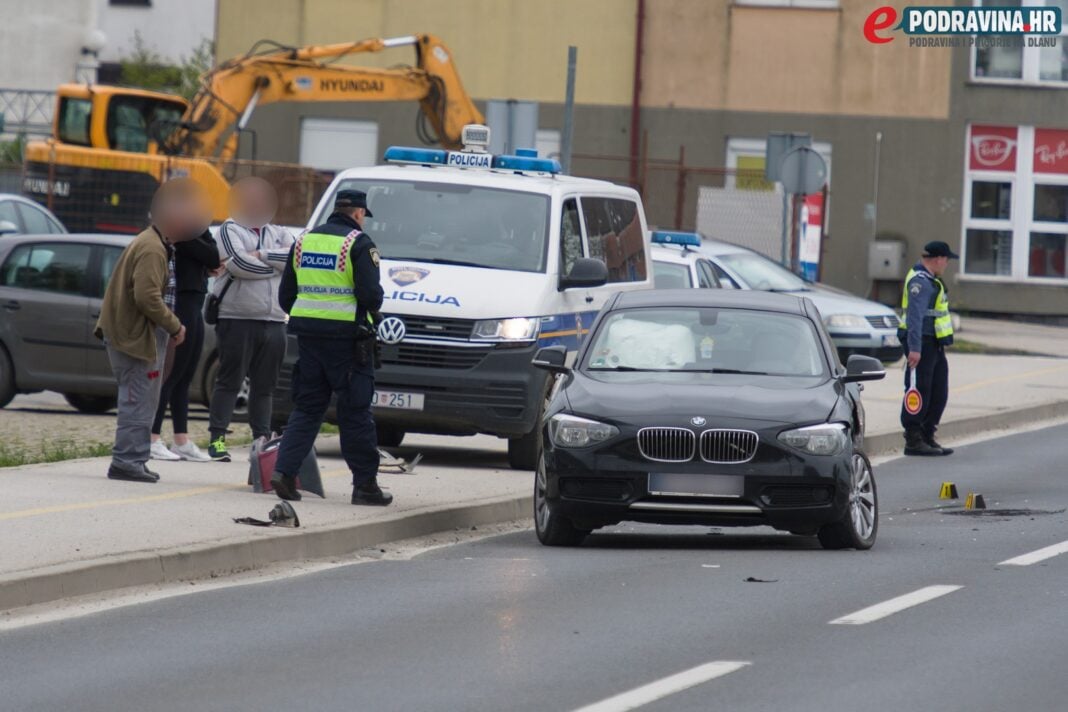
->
<box><xmin>171</xmin><ymin>34</ymin><xmax>483</xmax><ymax>160</ymax></box>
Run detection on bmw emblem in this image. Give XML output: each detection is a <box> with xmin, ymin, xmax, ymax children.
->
<box><xmin>377</xmin><ymin>316</ymin><xmax>407</xmax><ymax>345</ymax></box>
<box><xmin>691</xmin><ymin>416</ymin><xmax>707</xmax><ymax>427</ymax></box>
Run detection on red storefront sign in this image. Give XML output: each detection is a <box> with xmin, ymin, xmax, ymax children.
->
<box><xmin>969</xmin><ymin>125</ymin><xmax>1017</xmax><ymax>172</ymax></box>
<box><xmin>1033</xmin><ymin>128</ymin><xmax>1068</xmax><ymax>174</ymax></box>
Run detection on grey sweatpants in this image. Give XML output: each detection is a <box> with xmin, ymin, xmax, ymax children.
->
<box><xmin>209</xmin><ymin>318</ymin><xmax>287</xmax><ymax>440</ymax></box>
<box><xmin>106</xmin><ymin>329</ymin><xmax>168</xmax><ymax>472</ymax></box>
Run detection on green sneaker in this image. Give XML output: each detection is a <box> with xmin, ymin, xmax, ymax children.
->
<box><xmin>208</xmin><ymin>436</ymin><xmax>231</xmax><ymax>462</ymax></box>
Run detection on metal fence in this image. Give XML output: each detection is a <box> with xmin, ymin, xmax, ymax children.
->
<box><xmin>0</xmin><ymin>89</ymin><xmax>54</xmax><ymax>137</ymax></box>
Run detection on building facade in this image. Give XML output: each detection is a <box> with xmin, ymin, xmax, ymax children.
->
<box><xmin>215</xmin><ymin>0</ymin><xmax>1068</xmax><ymax>317</ymax></box>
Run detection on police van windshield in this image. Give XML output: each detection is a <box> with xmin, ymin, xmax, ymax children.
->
<box><xmin>318</xmin><ymin>180</ymin><xmax>550</xmax><ymax>273</ymax></box>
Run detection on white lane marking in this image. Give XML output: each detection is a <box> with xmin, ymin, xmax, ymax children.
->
<box><xmin>701</xmin><ymin>564</ymin><xmax>720</xmax><ymax>569</ymax></box>
<box><xmin>1000</xmin><ymin>539</ymin><xmax>1068</xmax><ymax>566</ymax></box>
<box><xmin>572</xmin><ymin>661</ymin><xmax>750</xmax><ymax>712</ymax></box>
<box><xmin>829</xmin><ymin>585</ymin><xmax>962</xmax><ymax>625</ymax></box>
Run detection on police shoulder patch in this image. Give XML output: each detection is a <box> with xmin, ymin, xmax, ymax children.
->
<box><xmin>370</xmin><ymin>248</ymin><xmax>380</xmax><ymax>266</ymax></box>
<box><xmin>910</xmin><ymin>283</ymin><xmax>922</xmax><ymax>295</ymax></box>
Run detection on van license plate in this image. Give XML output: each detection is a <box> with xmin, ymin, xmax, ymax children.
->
<box><xmin>373</xmin><ymin>390</ymin><xmax>424</xmax><ymax>410</ymax></box>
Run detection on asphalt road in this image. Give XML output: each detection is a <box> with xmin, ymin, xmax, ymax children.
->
<box><xmin>2</xmin><ymin>425</ymin><xmax>1068</xmax><ymax>712</ymax></box>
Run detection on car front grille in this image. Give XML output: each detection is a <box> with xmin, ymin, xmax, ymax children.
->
<box><xmin>699</xmin><ymin>429</ymin><xmax>759</xmax><ymax>464</ymax></box>
<box><xmin>384</xmin><ymin>314</ymin><xmax>473</xmax><ymax>340</ymax></box>
<box><xmin>637</xmin><ymin>427</ymin><xmax>696</xmax><ymax>463</ymax></box>
<box><xmin>380</xmin><ymin>343</ymin><xmax>491</xmax><ymax>370</ymax></box>
<box><xmin>866</xmin><ymin>315</ymin><xmax>900</xmax><ymax>330</ymax></box>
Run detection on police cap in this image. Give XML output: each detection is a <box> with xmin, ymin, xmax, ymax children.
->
<box><xmin>335</xmin><ymin>189</ymin><xmax>374</xmax><ymax>218</ymax></box>
<box><xmin>923</xmin><ymin>241</ymin><xmax>959</xmax><ymax>259</ymax></box>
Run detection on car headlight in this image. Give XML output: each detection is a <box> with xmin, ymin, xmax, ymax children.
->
<box><xmin>824</xmin><ymin>314</ymin><xmax>868</xmax><ymax>329</ymax></box>
<box><xmin>778</xmin><ymin>423</ymin><xmax>849</xmax><ymax>456</ymax></box>
<box><xmin>548</xmin><ymin>414</ymin><xmax>619</xmax><ymax>448</ymax></box>
<box><xmin>472</xmin><ymin>317</ymin><xmax>540</xmax><ymax>342</ymax></box>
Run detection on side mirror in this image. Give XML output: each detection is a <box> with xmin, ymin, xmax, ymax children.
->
<box><xmin>0</xmin><ymin>220</ymin><xmax>19</xmax><ymax>235</ymax></box>
<box><xmin>560</xmin><ymin>257</ymin><xmax>608</xmax><ymax>290</ymax></box>
<box><xmin>532</xmin><ymin>345</ymin><xmax>569</xmax><ymax>374</ymax></box>
<box><xmin>842</xmin><ymin>354</ymin><xmax>886</xmax><ymax>383</ymax></box>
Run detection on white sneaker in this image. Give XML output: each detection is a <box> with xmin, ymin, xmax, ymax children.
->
<box><xmin>169</xmin><ymin>441</ymin><xmax>211</xmax><ymax>462</ymax></box>
<box><xmin>150</xmin><ymin>440</ymin><xmax>181</xmax><ymax>461</ymax></box>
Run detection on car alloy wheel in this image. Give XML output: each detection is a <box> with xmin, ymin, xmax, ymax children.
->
<box><xmin>849</xmin><ymin>452</ymin><xmax>877</xmax><ymax>541</ymax></box>
<box><xmin>533</xmin><ymin>452</ymin><xmax>588</xmax><ymax>547</ymax></box>
<box><xmin>535</xmin><ymin>456</ymin><xmax>551</xmax><ymax>533</ymax></box>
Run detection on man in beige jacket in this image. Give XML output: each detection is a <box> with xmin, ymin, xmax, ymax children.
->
<box><xmin>95</xmin><ymin>179</ymin><xmax>210</xmax><ymax>482</ymax></box>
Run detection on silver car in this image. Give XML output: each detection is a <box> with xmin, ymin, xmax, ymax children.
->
<box><xmin>0</xmin><ymin>232</ymin><xmax>230</xmax><ymax>413</ymax></box>
<box><xmin>695</xmin><ymin>238</ymin><xmax>903</xmax><ymax>363</ymax></box>
<box><xmin>0</xmin><ymin>194</ymin><xmax>67</xmax><ymax>236</ymax></box>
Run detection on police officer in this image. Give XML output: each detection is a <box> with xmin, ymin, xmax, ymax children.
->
<box><xmin>899</xmin><ymin>240</ymin><xmax>958</xmax><ymax>457</ymax></box>
<box><xmin>271</xmin><ymin>189</ymin><xmax>391</xmax><ymax>505</ymax></box>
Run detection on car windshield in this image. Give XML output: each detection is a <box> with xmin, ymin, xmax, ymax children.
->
<box><xmin>584</xmin><ymin>307</ymin><xmax>826</xmax><ymax>377</ymax></box>
<box><xmin>652</xmin><ymin>260</ymin><xmax>693</xmax><ymax>289</ymax></box>
<box><xmin>717</xmin><ymin>252</ymin><xmax>810</xmax><ymax>292</ymax></box>
<box><xmin>318</xmin><ymin>179</ymin><xmax>550</xmax><ymax>273</ymax></box>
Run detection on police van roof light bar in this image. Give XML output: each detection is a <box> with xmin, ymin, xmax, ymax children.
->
<box><xmin>651</xmin><ymin>230</ymin><xmax>702</xmax><ymax>248</ymax></box>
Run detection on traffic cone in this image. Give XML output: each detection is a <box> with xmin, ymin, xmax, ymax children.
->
<box><xmin>939</xmin><ymin>482</ymin><xmax>959</xmax><ymax>500</ymax></box>
<box><xmin>964</xmin><ymin>492</ymin><xmax>987</xmax><ymax>510</ymax></box>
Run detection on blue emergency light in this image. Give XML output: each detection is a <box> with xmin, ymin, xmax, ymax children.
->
<box><xmin>651</xmin><ymin>230</ymin><xmax>702</xmax><ymax>248</ymax></box>
<box><xmin>383</xmin><ymin>146</ymin><xmax>560</xmax><ymax>174</ymax></box>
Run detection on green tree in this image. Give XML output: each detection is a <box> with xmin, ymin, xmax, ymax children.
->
<box><xmin>119</xmin><ymin>32</ymin><xmax>214</xmax><ymax>101</ymax></box>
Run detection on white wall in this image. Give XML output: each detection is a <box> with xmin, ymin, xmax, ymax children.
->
<box><xmin>97</xmin><ymin>0</ymin><xmax>216</xmax><ymax>65</ymax></box>
<box><xmin>0</xmin><ymin>0</ymin><xmax>96</xmax><ymax>90</ymax></box>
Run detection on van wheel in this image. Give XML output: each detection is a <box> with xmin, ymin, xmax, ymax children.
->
<box><xmin>377</xmin><ymin>426</ymin><xmax>405</xmax><ymax>448</ymax></box>
<box><xmin>0</xmin><ymin>345</ymin><xmax>14</xmax><ymax>408</ymax></box>
<box><xmin>64</xmin><ymin>393</ymin><xmax>117</xmax><ymax>414</ymax></box>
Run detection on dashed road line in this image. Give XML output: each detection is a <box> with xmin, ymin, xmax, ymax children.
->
<box><xmin>829</xmin><ymin>585</ymin><xmax>962</xmax><ymax>625</ymax></box>
<box><xmin>572</xmin><ymin>661</ymin><xmax>750</xmax><ymax>712</ymax></box>
<box><xmin>1000</xmin><ymin>539</ymin><xmax>1068</xmax><ymax>566</ymax></box>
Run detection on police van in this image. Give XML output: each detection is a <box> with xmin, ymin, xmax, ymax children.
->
<box><xmin>297</xmin><ymin>125</ymin><xmax>653</xmax><ymax>469</ymax></box>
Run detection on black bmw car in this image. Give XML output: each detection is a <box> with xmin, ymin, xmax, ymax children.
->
<box><xmin>532</xmin><ymin>289</ymin><xmax>886</xmax><ymax>550</ymax></box>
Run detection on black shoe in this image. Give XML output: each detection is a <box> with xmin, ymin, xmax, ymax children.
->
<box><xmin>924</xmin><ymin>435</ymin><xmax>954</xmax><ymax>456</ymax></box>
<box><xmin>270</xmin><ymin>471</ymin><xmax>302</xmax><ymax>501</ymax></box>
<box><xmin>142</xmin><ymin>464</ymin><xmax>161</xmax><ymax>480</ymax></box>
<box><xmin>352</xmin><ymin>478</ymin><xmax>393</xmax><ymax>506</ymax></box>
<box><xmin>107</xmin><ymin>464</ymin><xmax>158</xmax><ymax>483</ymax></box>
<box><xmin>904</xmin><ymin>431</ymin><xmax>942</xmax><ymax>456</ymax></box>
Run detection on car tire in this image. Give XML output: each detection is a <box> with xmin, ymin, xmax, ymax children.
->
<box><xmin>818</xmin><ymin>451</ymin><xmax>878</xmax><ymax>550</ymax></box>
<box><xmin>534</xmin><ymin>452</ymin><xmax>589</xmax><ymax>547</ymax></box>
<box><xmin>0</xmin><ymin>345</ymin><xmax>14</xmax><ymax>408</ymax></box>
<box><xmin>377</xmin><ymin>426</ymin><xmax>405</xmax><ymax>448</ymax></box>
<box><xmin>63</xmin><ymin>393</ymin><xmax>117</xmax><ymax>414</ymax></box>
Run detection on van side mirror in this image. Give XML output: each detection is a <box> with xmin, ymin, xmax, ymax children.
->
<box><xmin>842</xmin><ymin>354</ymin><xmax>886</xmax><ymax>383</ymax></box>
<box><xmin>532</xmin><ymin>345</ymin><xmax>569</xmax><ymax>374</ymax></box>
<box><xmin>560</xmin><ymin>258</ymin><xmax>608</xmax><ymax>290</ymax></box>
<box><xmin>0</xmin><ymin>220</ymin><xmax>19</xmax><ymax>235</ymax></box>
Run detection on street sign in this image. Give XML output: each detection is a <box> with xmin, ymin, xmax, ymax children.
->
<box><xmin>779</xmin><ymin>146</ymin><xmax>827</xmax><ymax>195</ymax></box>
<box><xmin>765</xmin><ymin>132</ymin><xmax>811</xmax><ymax>182</ymax></box>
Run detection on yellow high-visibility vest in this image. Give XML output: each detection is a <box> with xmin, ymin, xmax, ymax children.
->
<box><xmin>291</xmin><ymin>230</ymin><xmax>372</xmax><ymax>325</ymax></box>
<box><xmin>900</xmin><ymin>268</ymin><xmax>953</xmax><ymax>341</ymax></box>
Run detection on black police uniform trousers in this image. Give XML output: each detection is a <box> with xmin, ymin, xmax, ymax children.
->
<box><xmin>900</xmin><ymin>335</ymin><xmax>949</xmax><ymax>438</ymax></box>
<box><xmin>274</xmin><ymin>335</ymin><xmax>378</xmax><ymax>485</ymax></box>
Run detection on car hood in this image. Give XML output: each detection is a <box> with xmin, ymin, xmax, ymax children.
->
<box><xmin>800</xmin><ymin>286</ymin><xmax>897</xmax><ymax>319</ymax></box>
<box><xmin>565</xmin><ymin>371</ymin><xmax>841</xmax><ymax>426</ymax></box>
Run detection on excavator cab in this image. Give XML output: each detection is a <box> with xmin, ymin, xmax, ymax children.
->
<box><xmin>52</xmin><ymin>84</ymin><xmax>188</xmax><ymax>154</ymax></box>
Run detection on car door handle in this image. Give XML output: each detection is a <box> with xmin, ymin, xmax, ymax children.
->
<box><xmin>2</xmin><ymin>300</ymin><xmax>19</xmax><ymax>311</ymax></box>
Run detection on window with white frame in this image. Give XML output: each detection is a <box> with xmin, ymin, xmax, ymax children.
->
<box><xmin>962</xmin><ymin>124</ymin><xmax>1068</xmax><ymax>280</ymax></box>
<box><xmin>733</xmin><ymin>0</ymin><xmax>839</xmax><ymax>7</ymax></box>
<box><xmin>972</xmin><ymin>0</ymin><xmax>1068</xmax><ymax>84</ymax></box>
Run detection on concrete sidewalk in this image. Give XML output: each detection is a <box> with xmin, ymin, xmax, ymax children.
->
<box><xmin>959</xmin><ymin>316</ymin><xmax>1068</xmax><ymax>358</ymax></box>
<box><xmin>3</xmin><ymin>350</ymin><xmax>1068</xmax><ymax>612</ymax></box>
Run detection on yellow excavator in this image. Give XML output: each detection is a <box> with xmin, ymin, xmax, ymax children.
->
<box><xmin>22</xmin><ymin>34</ymin><xmax>483</xmax><ymax>232</ymax></box>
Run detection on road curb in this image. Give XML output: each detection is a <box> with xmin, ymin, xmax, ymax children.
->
<box><xmin>0</xmin><ymin>492</ymin><xmax>532</xmax><ymax>613</ymax></box>
<box><xmin>864</xmin><ymin>400</ymin><xmax>1068</xmax><ymax>456</ymax></box>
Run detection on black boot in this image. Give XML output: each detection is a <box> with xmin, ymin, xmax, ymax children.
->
<box><xmin>352</xmin><ymin>477</ymin><xmax>393</xmax><ymax>506</ymax></box>
<box><xmin>904</xmin><ymin>430</ymin><xmax>942</xmax><ymax>456</ymax></box>
<box><xmin>270</xmin><ymin>471</ymin><xmax>302</xmax><ymax>501</ymax></box>
<box><xmin>924</xmin><ymin>434</ymin><xmax>953</xmax><ymax>456</ymax></box>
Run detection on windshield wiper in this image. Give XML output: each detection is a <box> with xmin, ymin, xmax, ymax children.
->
<box><xmin>705</xmin><ymin>368</ymin><xmax>770</xmax><ymax>375</ymax></box>
<box><xmin>587</xmin><ymin>365</ymin><xmax>658</xmax><ymax>372</ymax></box>
<box><xmin>388</xmin><ymin>256</ymin><xmax>487</xmax><ymax>269</ymax></box>
<box><xmin>768</xmin><ymin>287</ymin><xmax>810</xmax><ymax>293</ymax></box>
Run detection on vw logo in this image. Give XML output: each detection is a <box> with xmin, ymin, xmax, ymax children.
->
<box><xmin>691</xmin><ymin>416</ymin><xmax>707</xmax><ymax>427</ymax></box>
<box><xmin>377</xmin><ymin>316</ymin><xmax>407</xmax><ymax>345</ymax></box>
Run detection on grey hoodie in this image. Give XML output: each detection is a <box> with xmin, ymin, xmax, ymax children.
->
<box><xmin>214</xmin><ymin>220</ymin><xmax>294</xmax><ymax>322</ymax></box>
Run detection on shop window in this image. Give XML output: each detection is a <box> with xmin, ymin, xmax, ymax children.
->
<box><xmin>970</xmin><ymin>181</ymin><xmax>1012</xmax><ymax>219</ymax></box>
<box><xmin>965</xmin><ymin>229</ymin><xmax>1013</xmax><ymax>275</ymax></box>
<box><xmin>1029</xmin><ymin>233</ymin><xmax>1067</xmax><ymax>276</ymax></box>
<box><xmin>1033</xmin><ymin>184</ymin><xmax>1068</xmax><ymax>221</ymax></box>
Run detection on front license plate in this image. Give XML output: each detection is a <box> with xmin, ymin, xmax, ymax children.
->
<box><xmin>373</xmin><ymin>390</ymin><xmax>425</xmax><ymax>410</ymax></box>
<box><xmin>882</xmin><ymin>333</ymin><xmax>900</xmax><ymax>347</ymax></box>
<box><xmin>648</xmin><ymin>473</ymin><xmax>744</xmax><ymax>498</ymax></box>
